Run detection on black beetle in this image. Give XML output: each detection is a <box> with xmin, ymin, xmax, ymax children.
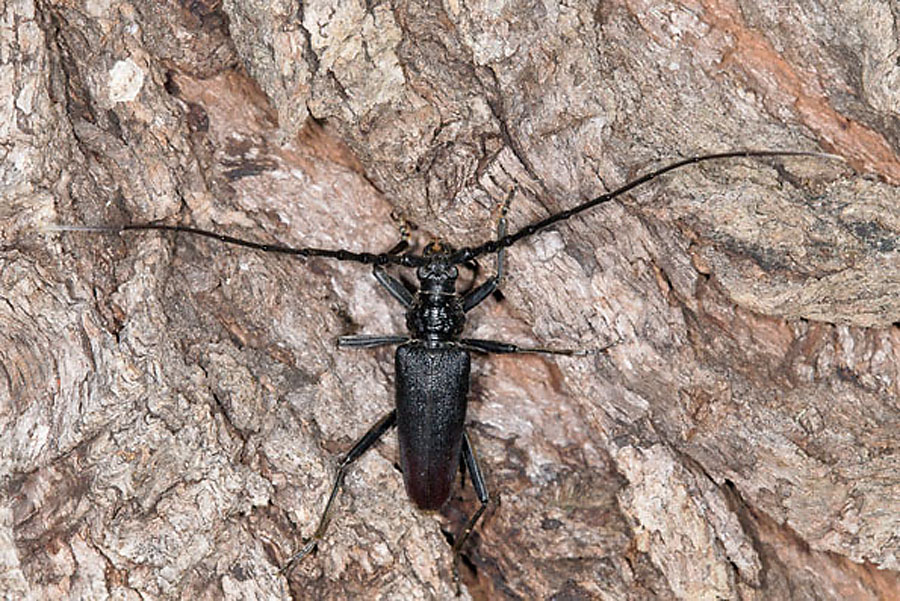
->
<box><xmin>49</xmin><ymin>149</ymin><xmax>841</xmax><ymax>581</ymax></box>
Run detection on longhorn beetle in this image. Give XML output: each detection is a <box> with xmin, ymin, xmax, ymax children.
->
<box><xmin>51</xmin><ymin>149</ymin><xmax>842</xmax><ymax>581</ymax></box>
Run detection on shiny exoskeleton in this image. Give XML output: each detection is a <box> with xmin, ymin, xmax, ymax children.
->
<box><xmin>312</xmin><ymin>232</ymin><xmax>594</xmax><ymax>581</ymax></box>
<box><xmin>398</xmin><ymin>262</ymin><xmax>469</xmax><ymax>510</ymax></box>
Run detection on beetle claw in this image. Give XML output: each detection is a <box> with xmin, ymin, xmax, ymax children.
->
<box><xmin>279</xmin><ymin>538</ymin><xmax>319</xmax><ymax>575</ymax></box>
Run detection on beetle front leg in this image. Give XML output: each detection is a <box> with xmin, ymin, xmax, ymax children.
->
<box><xmin>462</xmin><ymin>190</ymin><xmax>512</xmax><ymax>312</ymax></box>
<box><xmin>372</xmin><ymin>235</ymin><xmax>415</xmax><ymax>307</ymax></box>
<box><xmin>348</xmin><ymin>236</ymin><xmax>414</xmax><ymax>343</ymax></box>
<box><xmin>373</xmin><ymin>264</ymin><xmax>414</xmax><ymax>307</ymax></box>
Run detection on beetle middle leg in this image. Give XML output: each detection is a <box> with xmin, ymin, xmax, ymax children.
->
<box><xmin>282</xmin><ymin>410</ymin><xmax>398</xmax><ymax>571</ymax></box>
<box><xmin>460</xmin><ymin>337</ymin><xmax>619</xmax><ymax>357</ymax></box>
<box><xmin>338</xmin><ymin>334</ymin><xmax>408</xmax><ymax>348</ymax></box>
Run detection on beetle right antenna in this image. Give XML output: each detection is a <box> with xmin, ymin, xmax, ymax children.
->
<box><xmin>449</xmin><ymin>149</ymin><xmax>845</xmax><ymax>265</ymax></box>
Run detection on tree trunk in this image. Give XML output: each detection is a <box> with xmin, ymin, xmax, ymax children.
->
<box><xmin>2</xmin><ymin>1</ymin><xmax>897</xmax><ymax>600</ymax></box>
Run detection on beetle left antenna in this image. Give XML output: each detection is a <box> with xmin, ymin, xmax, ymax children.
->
<box><xmin>43</xmin><ymin>223</ymin><xmax>428</xmax><ymax>267</ymax></box>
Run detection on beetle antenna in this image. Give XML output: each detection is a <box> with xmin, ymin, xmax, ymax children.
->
<box><xmin>43</xmin><ymin>223</ymin><xmax>428</xmax><ymax>267</ymax></box>
<box><xmin>449</xmin><ymin>150</ymin><xmax>845</xmax><ymax>264</ymax></box>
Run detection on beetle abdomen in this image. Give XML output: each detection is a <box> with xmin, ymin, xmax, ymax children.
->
<box><xmin>395</xmin><ymin>343</ymin><xmax>470</xmax><ymax>510</ymax></box>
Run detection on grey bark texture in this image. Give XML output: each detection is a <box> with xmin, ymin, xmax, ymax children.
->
<box><xmin>1</xmin><ymin>1</ymin><xmax>898</xmax><ymax>600</ymax></box>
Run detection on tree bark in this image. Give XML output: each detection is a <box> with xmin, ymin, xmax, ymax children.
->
<box><xmin>1</xmin><ymin>1</ymin><xmax>898</xmax><ymax>600</ymax></box>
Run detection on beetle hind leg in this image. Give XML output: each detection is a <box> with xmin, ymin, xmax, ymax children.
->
<box><xmin>281</xmin><ymin>410</ymin><xmax>397</xmax><ymax>573</ymax></box>
<box><xmin>450</xmin><ymin>431</ymin><xmax>490</xmax><ymax>589</ymax></box>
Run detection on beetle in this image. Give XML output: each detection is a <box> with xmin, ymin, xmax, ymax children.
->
<box><xmin>50</xmin><ymin>149</ymin><xmax>841</xmax><ymax>580</ymax></box>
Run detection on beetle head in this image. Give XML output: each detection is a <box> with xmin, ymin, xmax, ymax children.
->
<box><xmin>417</xmin><ymin>246</ymin><xmax>458</xmax><ymax>294</ymax></box>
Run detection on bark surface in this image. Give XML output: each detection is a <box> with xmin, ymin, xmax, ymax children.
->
<box><xmin>1</xmin><ymin>1</ymin><xmax>898</xmax><ymax>600</ymax></box>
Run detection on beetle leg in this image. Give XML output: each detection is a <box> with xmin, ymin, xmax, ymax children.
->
<box><xmin>459</xmin><ymin>337</ymin><xmax>620</xmax><ymax>357</ymax></box>
<box><xmin>451</xmin><ymin>431</ymin><xmax>490</xmax><ymax>589</ymax></box>
<box><xmin>371</xmin><ymin>233</ymin><xmax>417</xmax><ymax>307</ymax></box>
<box><xmin>373</xmin><ymin>264</ymin><xmax>415</xmax><ymax>307</ymax></box>
<box><xmin>281</xmin><ymin>410</ymin><xmax>398</xmax><ymax>572</ymax></box>
<box><xmin>338</xmin><ymin>334</ymin><xmax>409</xmax><ymax>348</ymax></box>
<box><xmin>462</xmin><ymin>190</ymin><xmax>512</xmax><ymax>312</ymax></box>
<box><xmin>457</xmin><ymin>258</ymin><xmax>481</xmax><ymax>296</ymax></box>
